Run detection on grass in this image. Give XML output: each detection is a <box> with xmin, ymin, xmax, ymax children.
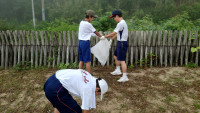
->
<box><xmin>193</xmin><ymin>101</ymin><xmax>200</xmax><ymax>109</ymax></box>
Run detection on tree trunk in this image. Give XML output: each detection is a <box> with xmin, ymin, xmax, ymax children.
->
<box><xmin>42</xmin><ymin>0</ymin><xmax>45</xmax><ymax>21</ymax></box>
<box><xmin>32</xmin><ymin>0</ymin><xmax>36</xmax><ymax>28</ymax></box>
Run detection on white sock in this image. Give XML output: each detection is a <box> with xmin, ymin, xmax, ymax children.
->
<box><xmin>122</xmin><ymin>73</ymin><xmax>127</xmax><ymax>78</ymax></box>
<box><xmin>116</xmin><ymin>66</ymin><xmax>120</xmax><ymax>71</ymax></box>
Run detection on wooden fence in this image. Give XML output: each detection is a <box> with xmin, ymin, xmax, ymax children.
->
<box><xmin>0</xmin><ymin>30</ymin><xmax>199</xmax><ymax>69</ymax></box>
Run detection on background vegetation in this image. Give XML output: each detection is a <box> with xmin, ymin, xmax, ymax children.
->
<box><xmin>0</xmin><ymin>0</ymin><xmax>200</xmax><ymax>31</ymax></box>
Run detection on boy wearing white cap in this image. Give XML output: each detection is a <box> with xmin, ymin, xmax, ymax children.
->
<box><xmin>105</xmin><ymin>10</ymin><xmax>129</xmax><ymax>82</ymax></box>
<box><xmin>44</xmin><ymin>69</ymin><xmax>108</xmax><ymax>113</ymax></box>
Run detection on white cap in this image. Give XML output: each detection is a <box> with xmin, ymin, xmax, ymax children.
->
<box><xmin>98</xmin><ymin>79</ymin><xmax>108</xmax><ymax>101</ymax></box>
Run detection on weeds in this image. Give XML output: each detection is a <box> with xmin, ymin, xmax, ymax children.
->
<box><xmin>128</xmin><ymin>64</ymin><xmax>134</xmax><ymax>69</ymax></box>
<box><xmin>136</xmin><ymin>53</ymin><xmax>158</xmax><ymax>67</ymax></box>
<box><xmin>186</xmin><ymin>62</ymin><xmax>198</xmax><ymax>68</ymax></box>
<box><xmin>58</xmin><ymin>62</ymin><xmax>79</xmax><ymax>69</ymax></box>
<box><xmin>158</xmin><ymin>107</ymin><xmax>166</xmax><ymax>112</ymax></box>
<box><xmin>193</xmin><ymin>101</ymin><xmax>200</xmax><ymax>109</ymax></box>
<box><xmin>15</xmin><ymin>61</ymin><xmax>31</xmax><ymax>71</ymax></box>
<box><xmin>58</xmin><ymin>63</ymin><xmax>70</xmax><ymax>69</ymax></box>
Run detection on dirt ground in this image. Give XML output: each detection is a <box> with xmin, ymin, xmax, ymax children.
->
<box><xmin>0</xmin><ymin>66</ymin><xmax>200</xmax><ymax>113</ymax></box>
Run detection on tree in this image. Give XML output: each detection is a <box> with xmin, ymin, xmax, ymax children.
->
<box><xmin>32</xmin><ymin>0</ymin><xmax>36</xmax><ymax>28</ymax></box>
<box><xmin>42</xmin><ymin>0</ymin><xmax>45</xmax><ymax>21</ymax></box>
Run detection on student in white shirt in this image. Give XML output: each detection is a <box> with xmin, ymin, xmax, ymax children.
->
<box><xmin>44</xmin><ymin>69</ymin><xmax>108</xmax><ymax>113</ymax></box>
<box><xmin>78</xmin><ymin>10</ymin><xmax>105</xmax><ymax>74</ymax></box>
<box><xmin>105</xmin><ymin>10</ymin><xmax>129</xmax><ymax>82</ymax></box>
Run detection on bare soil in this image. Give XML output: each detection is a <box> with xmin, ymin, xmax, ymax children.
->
<box><xmin>0</xmin><ymin>67</ymin><xmax>200</xmax><ymax>113</ymax></box>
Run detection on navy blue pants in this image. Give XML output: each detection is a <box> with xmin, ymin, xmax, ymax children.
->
<box><xmin>44</xmin><ymin>74</ymin><xmax>82</xmax><ymax>113</ymax></box>
<box><xmin>114</xmin><ymin>41</ymin><xmax>128</xmax><ymax>61</ymax></box>
<box><xmin>78</xmin><ymin>40</ymin><xmax>91</xmax><ymax>63</ymax></box>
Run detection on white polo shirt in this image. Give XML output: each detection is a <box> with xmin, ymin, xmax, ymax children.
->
<box><xmin>78</xmin><ymin>20</ymin><xmax>96</xmax><ymax>40</ymax></box>
<box><xmin>114</xmin><ymin>20</ymin><xmax>128</xmax><ymax>41</ymax></box>
<box><xmin>55</xmin><ymin>69</ymin><xmax>96</xmax><ymax>110</ymax></box>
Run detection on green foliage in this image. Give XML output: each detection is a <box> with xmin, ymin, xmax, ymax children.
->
<box><xmin>15</xmin><ymin>61</ymin><xmax>31</xmax><ymax>71</ymax></box>
<box><xmin>58</xmin><ymin>63</ymin><xmax>70</xmax><ymax>69</ymax></box>
<box><xmin>135</xmin><ymin>53</ymin><xmax>158</xmax><ymax>66</ymax></box>
<box><xmin>21</xmin><ymin>18</ymin><xmax>79</xmax><ymax>31</ymax></box>
<box><xmin>193</xmin><ymin>101</ymin><xmax>200</xmax><ymax>109</ymax></box>
<box><xmin>186</xmin><ymin>2</ymin><xmax>200</xmax><ymax>21</ymax></box>
<box><xmin>69</xmin><ymin>62</ymin><xmax>79</xmax><ymax>69</ymax></box>
<box><xmin>162</xmin><ymin>12</ymin><xmax>195</xmax><ymax>30</ymax></box>
<box><xmin>186</xmin><ymin>62</ymin><xmax>198</xmax><ymax>68</ymax></box>
<box><xmin>128</xmin><ymin>15</ymin><xmax>161</xmax><ymax>30</ymax></box>
<box><xmin>128</xmin><ymin>64</ymin><xmax>134</xmax><ymax>69</ymax></box>
<box><xmin>191</xmin><ymin>47</ymin><xmax>200</xmax><ymax>53</ymax></box>
<box><xmin>0</xmin><ymin>19</ymin><xmax>16</xmax><ymax>30</ymax></box>
<box><xmin>58</xmin><ymin>62</ymin><xmax>78</xmax><ymax>69</ymax></box>
<box><xmin>92</xmin><ymin>12</ymin><xmax>117</xmax><ymax>31</ymax></box>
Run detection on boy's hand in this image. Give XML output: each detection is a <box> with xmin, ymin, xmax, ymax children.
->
<box><xmin>100</xmin><ymin>36</ymin><xmax>105</xmax><ymax>40</ymax></box>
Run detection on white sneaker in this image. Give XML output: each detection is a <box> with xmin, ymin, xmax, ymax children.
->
<box><xmin>110</xmin><ymin>69</ymin><xmax>122</xmax><ymax>75</ymax></box>
<box><xmin>117</xmin><ymin>76</ymin><xmax>129</xmax><ymax>82</ymax></box>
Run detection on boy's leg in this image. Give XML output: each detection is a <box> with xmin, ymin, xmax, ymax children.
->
<box><xmin>117</xmin><ymin>61</ymin><xmax>129</xmax><ymax>82</ymax></box>
<box><xmin>111</xmin><ymin>44</ymin><xmax>122</xmax><ymax>75</ymax></box>
<box><xmin>117</xmin><ymin>41</ymin><xmax>129</xmax><ymax>82</ymax></box>
<box><xmin>44</xmin><ymin>74</ymin><xmax>82</xmax><ymax>113</ymax></box>
<box><xmin>120</xmin><ymin>61</ymin><xmax>127</xmax><ymax>73</ymax></box>
<box><xmin>85</xmin><ymin>62</ymin><xmax>91</xmax><ymax>74</ymax></box>
<box><xmin>79</xmin><ymin>61</ymin><xmax>84</xmax><ymax>69</ymax></box>
<box><xmin>110</xmin><ymin>56</ymin><xmax>122</xmax><ymax>75</ymax></box>
<box><xmin>114</xmin><ymin>56</ymin><xmax>120</xmax><ymax>67</ymax></box>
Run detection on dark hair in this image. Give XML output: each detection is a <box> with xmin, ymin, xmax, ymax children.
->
<box><xmin>85</xmin><ymin>15</ymin><xmax>94</xmax><ymax>19</ymax></box>
<box><xmin>114</xmin><ymin>14</ymin><xmax>122</xmax><ymax>17</ymax></box>
<box><xmin>96</xmin><ymin>78</ymin><xmax>102</xmax><ymax>92</ymax></box>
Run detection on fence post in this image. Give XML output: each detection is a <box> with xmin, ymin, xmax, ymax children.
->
<box><xmin>176</xmin><ymin>31</ymin><xmax>182</xmax><ymax>66</ymax></box>
<box><xmin>135</xmin><ymin>31</ymin><xmax>139</xmax><ymax>67</ymax></box>
<box><xmin>31</xmin><ymin>31</ymin><xmax>35</xmax><ymax>68</ymax></box>
<box><xmin>57</xmin><ymin>32</ymin><xmax>62</xmax><ymax>66</ymax></box>
<box><xmin>62</xmin><ymin>31</ymin><xmax>66</xmax><ymax>64</ymax></box>
<box><xmin>180</xmin><ymin>30</ymin><xmax>187</xmax><ymax>66</ymax></box>
<box><xmin>26</xmin><ymin>31</ymin><xmax>31</xmax><ymax>62</ymax></box>
<box><xmin>151</xmin><ymin>31</ymin><xmax>157</xmax><ymax>67</ymax></box>
<box><xmin>157</xmin><ymin>30</ymin><xmax>162</xmax><ymax>67</ymax></box>
<box><xmin>168</xmin><ymin>30</ymin><xmax>173</xmax><ymax>67</ymax></box>
<box><xmin>0</xmin><ymin>32</ymin><xmax>5</xmax><ymax>68</ymax></box>
<box><xmin>40</xmin><ymin>31</ymin><xmax>44</xmax><ymax>66</ymax></box>
<box><xmin>147</xmin><ymin>31</ymin><xmax>152</xmax><ymax>67</ymax></box>
<box><xmin>66</xmin><ymin>31</ymin><xmax>71</xmax><ymax>64</ymax></box>
<box><xmin>172</xmin><ymin>30</ymin><xmax>177</xmax><ymax>66</ymax></box>
<box><xmin>21</xmin><ymin>31</ymin><xmax>26</xmax><ymax>65</ymax></box>
<box><xmin>7</xmin><ymin>30</ymin><xmax>14</xmax><ymax>67</ymax></box>
<box><xmin>17</xmin><ymin>30</ymin><xmax>22</xmax><ymax>65</ymax></box>
<box><xmin>163</xmin><ymin>30</ymin><xmax>167</xmax><ymax>67</ymax></box>
<box><xmin>195</xmin><ymin>30</ymin><xmax>199</xmax><ymax>65</ymax></box>
<box><xmin>3</xmin><ymin>31</ymin><xmax>9</xmax><ymax>69</ymax></box>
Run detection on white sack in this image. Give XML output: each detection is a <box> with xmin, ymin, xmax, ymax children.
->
<box><xmin>91</xmin><ymin>39</ymin><xmax>112</xmax><ymax>66</ymax></box>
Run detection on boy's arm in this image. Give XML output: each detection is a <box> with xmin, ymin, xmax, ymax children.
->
<box><xmin>111</xmin><ymin>34</ymin><xmax>117</xmax><ymax>40</ymax></box>
<box><xmin>94</xmin><ymin>31</ymin><xmax>102</xmax><ymax>37</ymax></box>
<box><xmin>105</xmin><ymin>32</ymin><xmax>117</xmax><ymax>38</ymax></box>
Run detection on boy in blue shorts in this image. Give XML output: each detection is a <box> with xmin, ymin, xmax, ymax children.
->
<box><xmin>105</xmin><ymin>10</ymin><xmax>129</xmax><ymax>82</ymax></box>
<box><xmin>78</xmin><ymin>10</ymin><xmax>105</xmax><ymax>73</ymax></box>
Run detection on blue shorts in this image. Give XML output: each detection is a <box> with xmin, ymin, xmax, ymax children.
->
<box><xmin>114</xmin><ymin>41</ymin><xmax>128</xmax><ymax>61</ymax></box>
<box><xmin>44</xmin><ymin>74</ymin><xmax>82</xmax><ymax>113</ymax></box>
<box><xmin>78</xmin><ymin>40</ymin><xmax>91</xmax><ymax>63</ymax></box>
